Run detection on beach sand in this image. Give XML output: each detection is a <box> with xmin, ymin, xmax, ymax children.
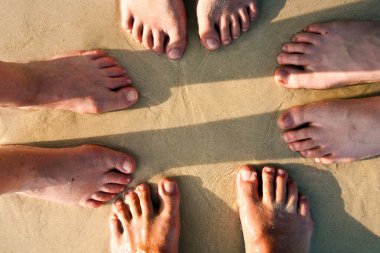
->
<box><xmin>0</xmin><ymin>0</ymin><xmax>379</xmax><ymax>252</ymax></box>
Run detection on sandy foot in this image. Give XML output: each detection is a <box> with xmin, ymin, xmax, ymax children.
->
<box><xmin>274</xmin><ymin>21</ymin><xmax>380</xmax><ymax>89</ymax></box>
<box><xmin>196</xmin><ymin>0</ymin><xmax>258</xmax><ymax>50</ymax></box>
<box><xmin>11</xmin><ymin>145</ymin><xmax>136</xmax><ymax>208</ymax></box>
<box><xmin>110</xmin><ymin>179</ymin><xmax>180</xmax><ymax>253</ymax></box>
<box><xmin>278</xmin><ymin>97</ymin><xmax>380</xmax><ymax>164</ymax></box>
<box><xmin>120</xmin><ymin>0</ymin><xmax>187</xmax><ymax>60</ymax></box>
<box><xmin>237</xmin><ymin>165</ymin><xmax>313</xmax><ymax>253</ymax></box>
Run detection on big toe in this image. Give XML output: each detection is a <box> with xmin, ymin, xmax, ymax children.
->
<box><xmin>278</xmin><ymin>106</ymin><xmax>311</xmax><ymax>130</ymax></box>
<box><xmin>158</xmin><ymin>178</ymin><xmax>180</xmax><ymax>218</ymax></box>
<box><xmin>166</xmin><ymin>29</ymin><xmax>187</xmax><ymax>60</ymax></box>
<box><xmin>198</xmin><ymin>19</ymin><xmax>221</xmax><ymax>51</ymax></box>
<box><xmin>274</xmin><ymin>67</ymin><xmax>319</xmax><ymax>89</ymax></box>
<box><xmin>236</xmin><ymin>165</ymin><xmax>260</xmax><ymax>208</ymax></box>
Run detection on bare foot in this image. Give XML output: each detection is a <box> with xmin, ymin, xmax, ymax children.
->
<box><xmin>0</xmin><ymin>144</ymin><xmax>136</xmax><ymax>208</ymax></box>
<box><xmin>237</xmin><ymin>165</ymin><xmax>313</xmax><ymax>253</ymax></box>
<box><xmin>0</xmin><ymin>50</ymin><xmax>138</xmax><ymax>114</ymax></box>
<box><xmin>196</xmin><ymin>0</ymin><xmax>258</xmax><ymax>50</ymax></box>
<box><xmin>110</xmin><ymin>179</ymin><xmax>180</xmax><ymax>253</ymax></box>
<box><xmin>278</xmin><ymin>97</ymin><xmax>380</xmax><ymax>164</ymax></box>
<box><xmin>274</xmin><ymin>21</ymin><xmax>380</xmax><ymax>89</ymax></box>
<box><xmin>120</xmin><ymin>0</ymin><xmax>187</xmax><ymax>60</ymax></box>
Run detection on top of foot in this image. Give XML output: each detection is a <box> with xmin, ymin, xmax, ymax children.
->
<box><xmin>120</xmin><ymin>0</ymin><xmax>187</xmax><ymax>60</ymax></box>
<box><xmin>110</xmin><ymin>179</ymin><xmax>180</xmax><ymax>253</ymax></box>
<box><xmin>237</xmin><ymin>165</ymin><xmax>313</xmax><ymax>253</ymax></box>
<box><xmin>197</xmin><ymin>0</ymin><xmax>258</xmax><ymax>50</ymax></box>
<box><xmin>274</xmin><ymin>21</ymin><xmax>380</xmax><ymax>89</ymax></box>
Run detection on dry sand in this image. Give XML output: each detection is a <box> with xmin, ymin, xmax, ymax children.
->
<box><xmin>0</xmin><ymin>0</ymin><xmax>379</xmax><ymax>252</ymax></box>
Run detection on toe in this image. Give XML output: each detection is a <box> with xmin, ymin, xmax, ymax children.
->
<box><xmin>298</xmin><ymin>194</ymin><xmax>311</xmax><ymax>217</ymax></box>
<box><xmin>288</xmin><ymin>139</ymin><xmax>318</xmax><ymax>152</ymax></box>
<box><xmin>109</xmin><ymin>212</ymin><xmax>122</xmax><ymax>241</ymax></box>
<box><xmin>237</xmin><ymin>165</ymin><xmax>260</xmax><ymax>208</ymax></box>
<box><xmin>166</xmin><ymin>29</ymin><xmax>187</xmax><ymax>60</ymax></box>
<box><xmin>230</xmin><ymin>14</ymin><xmax>241</xmax><ymax>39</ymax></box>
<box><xmin>124</xmin><ymin>191</ymin><xmax>142</xmax><ymax>217</ymax></box>
<box><xmin>102</xmin><ymin>147</ymin><xmax>136</xmax><ymax>174</ymax></box>
<box><xmin>96</xmin><ymin>57</ymin><xmax>118</xmax><ymax>68</ymax></box>
<box><xmin>292</xmin><ymin>32</ymin><xmax>322</xmax><ymax>45</ymax></box>
<box><xmin>275</xmin><ymin>169</ymin><xmax>288</xmax><ymax>204</ymax></box>
<box><xmin>248</xmin><ymin>2</ymin><xmax>258</xmax><ymax>20</ymax></box>
<box><xmin>281</xmin><ymin>42</ymin><xmax>313</xmax><ymax>54</ymax></box>
<box><xmin>199</xmin><ymin>19</ymin><xmax>221</xmax><ymax>51</ymax></box>
<box><xmin>277</xmin><ymin>106</ymin><xmax>313</xmax><ymax>129</ymax></box>
<box><xmin>82</xmin><ymin>50</ymin><xmax>107</xmax><ymax>60</ymax></box>
<box><xmin>282</xmin><ymin>127</ymin><xmax>318</xmax><ymax>143</ymax></box>
<box><xmin>142</xmin><ymin>26</ymin><xmax>154</xmax><ymax>49</ymax></box>
<box><xmin>104</xmin><ymin>66</ymin><xmax>127</xmax><ymax>77</ymax></box>
<box><xmin>152</xmin><ymin>30</ymin><xmax>165</xmax><ymax>54</ymax></box>
<box><xmin>104</xmin><ymin>171</ymin><xmax>132</xmax><ymax>185</ymax></box>
<box><xmin>106</xmin><ymin>76</ymin><xmax>133</xmax><ymax>89</ymax></box>
<box><xmin>300</xmin><ymin>148</ymin><xmax>329</xmax><ymax>159</ymax></box>
<box><xmin>219</xmin><ymin>16</ymin><xmax>232</xmax><ymax>45</ymax></box>
<box><xmin>305</xmin><ymin>23</ymin><xmax>329</xmax><ymax>35</ymax></box>
<box><xmin>85</xmin><ymin>199</ymin><xmax>104</xmax><ymax>208</ymax></box>
<box><xmin>158</xmin><ymin>178</ymin><xmax>180</xmax><ymax>217</ymax></box>
<box><xmin>135</xmin><ymin>184</ymin><xmax>154</xmax><ymax>219</ymax></box>
<box><xmin>101</xmin><ymin>183</ymin><xmax>127</xmax><ymax>194</ymax></box>
<box><xmin>113</xmin><ymin>198</ymin><xmax>132</xmax><ymax>227</ymax></box>
<box><xmin>91</xmin><ymin>192</ymin><xmax>116</xmax><ymax>202</ymax></box>
<box><xmin>262</xmin><ymin>166</ymin><xmax>275</xmax><ymax>207</ymax></box>
<box><xmin>238</xmin><ymin>8</ymin><xmax>251</xmax><ymax>32</ymax></box>
<box><xmin>132</xmin><ymin>19</ymin><xmax>143</xmax><ymax>43</ymax></box>
<box><xmin>286</xmin><ymin>179</ymin><xmax>298</xmax><ymax>213</ymax></box>
<box><xmin>277</xmin><ymin>52</ymin><xmax>310</xmax><ymax>66</ymax></box>
<box><xmin>274</xmin><ymin>66</ymin><xmax>317</xmax><ymax>89</ymax></box>
<box><xmin>98</xmin><ymin>87</ymin><xmax>138</xmax><ymax>113</ymax></box>
<box><xmin>121</xmin><ymin>11</ymin><xmax>134</xmax><ymax>31</ymax></box>
<box><xmin>319</xmin><ymin>156</ymin><xmax>336</xmax><ymax>164</ymax></box>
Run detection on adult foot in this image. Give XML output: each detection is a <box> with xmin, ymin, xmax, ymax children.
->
<box><xmin>110</xmin><ymin>179</ymin><xmax>180</xmax><ymax>253</ymax></box>
<box><xmin>274</xmin><ymin>21</ymin><xmax>380</xmax><ymax>89</ymax></box>
<box><xmin>0</xmin><ymin>50</ymin><xmax>138</xmax><ymax>113</ymax></box>
<box><xmin>196</xmin><ymin>0</ymin><xmax>258</xmax><ymax>50</ymax></box>
<box><xmin>120</xmin><ymin>0</ymin><xmax>187</xmax><ymax>60</ymax></box>
<box><xmin>0</xmin><ymin>144</ymin><xmax>136</xmax><ymax>208</ymax></box>
<box><xmin>237</xmin><ymin>165</ymin><xmax>313</xmax><ymax>253</ymax></box>
<box><xmin>278</xmin><ymin>97</ymin><xmax>380</xmax><ymax>164</ymax></box>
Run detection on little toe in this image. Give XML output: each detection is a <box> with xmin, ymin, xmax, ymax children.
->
<box><xmin>104</xmin><ymin>66</ymin><xmax>127</xmax><ymax>77</ymax></box>
<box><xmin>289</xmin><ymin>139</ymin><xmax>318</xmax><ymax>152</ymax></box>
<box><xmin>135</xmin><ymin>184</ymin><xmax>154</xmax><ymax>219</ymax></box>
<box><xmin>142</xmin><ymin>26</ymin><xmax>154</xmax><ymax>49</ymax></box>
<box><xmin>277</xmin><ymin>52</ymin><xmax>310</xmax><ymax>66</ymax></box>
<box><xmin>109</xmin><ymin>212</ymin><xmax>122</xmax><ymax>241</ymax></box>
<box><xmin>286</xmin><ymin>179</ymin><xmax>298</xmax><ymax>213</ymax></box>
<box><xmin>158</xmin><ymin>178</ymin><xmax>180</xmax><ymax>217</ymax></box>
<box><xmin>132</xmin><ymin>20</ymin><xmax>143</xmax><ymax>43</ymax></box>
<box><xmin>85</xmin><ymin>199</ymin><xmax>104</xmax><ymax>208</ymax></box>
<box><xmin>278</xmin><ymin>106</ymin><xmax>312</xmax><ymax>130</ymax></box>
<box><xmin>124</xmin><ymin>191</ymin><xmax>142</xmax><ymax>217</ymax></box>
<box><xmin>292</xmin><ymin>32</ymin><xmax>322</xmax><ymax>45</ymax></box>
<box><xmin>219</xmin><ymin>16</ymin><xmax>232</xmax><ymax>45</ymax></box>
<box><xmin>91</xmin><ymin>192</ymin><xmax>116</xmax><ymax>202</ymax></box>
<box><xmin>236</xmin><ymin>165</ymin><xmax>260</xmax><ymax>208</ymax></box>
<box><xmin>305</xmin><ymin>23</ymin><xmax>329</xmax><ymax>35</ymax></box>
<box><xmin>282</xmin><ymin>42</ymin><xmax>313</xmax><ymax>54</ymax></box>
<box><xmin>262</xmin><ymin>166</ymin><xmax>276</xmax><ymax>207</ymax></box>
<box><xmin>152</xmin><ymin>30</ymin><xmax>165</xmax><ymax>54</ymax></box>
<box><xmin>230</xmin><ymin>14</ymin><xmax>241</xmax><ymax>39</ymax></box>
<box><xmin>104</xmin><ymin>171</ymin><xmax>132</xmax><ymax>185</ymax></box>
<box><xmin>113</xmin><ymin>198</ymin><xmax>132</xmax><ymax>227</ymax></box>
<box><xmin>248</xmin><ymin>2</ymin><xmax>258</xmax><ymax>20</ymax></box>
<box><xmin>300</xmin><ymin>148</ymin><xmax>329</xmax><ymax>159</ymax></box>
<box><xmin>82</xmin><ymin>50</ymin><xmax>107</xmax><ymax>60</ymax></box>
<box><xmin>121</xmin><ymin>11</ymin><xmax>134</xmax><ymax>31</ymax></box>
<box><xmin>298</xmin><ymin>194</ymin><xmax>311</xmax><ymax>217</ymax></box>
<box><xmin>199</xmin><ymin>19</ymin><xmax>221</xmax><ymax>51</ymax></box>
<box><xmin>275</xmin><ymin>169</ymin><xmax>288</xmax><ymax>204</ymax></box>
<box><xmin>101</xmin><ymin>183</ymin><xmax>127</xmax><ymax>194</ymax></box>
<box><xmin>238</xmin><ymin>8</ymin><xmax>251</xmax><ymax>32</ymax></box>
<box><xmin>96</xmin><ymin>57</ymin><xmax>118</xmax><ymax>68</ymax></box>
<box><xmin>166</xmin><ymin>29</ymin><xmax>187</xmax><ymax>60</ymax></box>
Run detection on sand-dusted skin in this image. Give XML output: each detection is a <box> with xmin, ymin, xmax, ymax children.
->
<box><xmin>237</xmin><ymin>165</ymin><xmax>313</xmax><ymax>253</ymax></box>
<box><xmin>0</xmin><ymin>144</ymin><xmax>136</xmax><ymax>208</ymax></box>
<box><xmin>274</xmin><ymin>21</ymin><xmax>380</xmax><ymax>89</ymax></box>
<box><xmin>0</xmin><ymin>50</ymin><xmax>138</xmax><ymax>114</ymax></box>
<box><xmin>120</xmin><ymin>0</ymin><xmax>187</xmax><ymax>60</ymax></box>
<box><xmin>110</xmin><ymin>179</ymin><xmax>180</xmax><ymax>253</ymax></box>
<box><xmin>196</xmin><ymin>0</ymin><xmax>258</xmax><ymax>50</ymax></box>
<box><xmin>278</xmin><ymin>97</ymin><xmax>380</xmax><ymax>164</ymax></box>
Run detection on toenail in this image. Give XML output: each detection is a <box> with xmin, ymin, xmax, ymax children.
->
<box><xmin>276</xmin><ymin>69</ymin><xmax>289</xmax><ymax>83</ymax></box>
<box><xmin>137</xmin><ymin>185</ymin><xmax>145</xmax><ymax>191</ymax></box>
<box><xmin>163</xmin><ymin>181</ymin><xmax>176</xmax><ymax>195</ymax></box>
<box><xmin>223</xmin><ymin>40</ymin><xmax>231</xmax><ymax>45</ymax></box>
<box><xmin>264</xmin><ymin>167</ymin><xmax>274</xmax><ymax>173</ymax></box>
<box><xmin>114</xmin><ymin>198</ymin><xmax>123</xmax><ymax>205</ymax></box>
<box><xmin>167</xmin><ymin>48</ymin><xmax>182</xmax><ymax>60</ymax></box>
<box><xmin>122</xmin><ymin>160</ymin><xmax>134</xmax><ymax>173</ymax></box>
<box><xmin>239</xmin><ymin>170</ymin><xmax>256</xmax><ymax>182</ymax></box>
<box><xmin>282</xmin><ymin>113</ymin><xmax>294</xmax><ymax>128</ymax></box>
<box><xmin>277</xmin><ymin>169</ymin><xmax>286</xmax><ymax>176</ymax></box>
<box><xmin>126</xmin><ymin>89</ymin><xmax>138</xmax><ymax>103</ymax></box>
<box><xmin>206</xmin><ymin>39</ymin><xmax>220</xmax><ymax>50</ymax></box>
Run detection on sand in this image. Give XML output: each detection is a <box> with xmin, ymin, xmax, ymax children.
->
<box><xmin>0</xmin><ymin>0</ymin><xmax>379</xmax><ymax>252</ymax></box>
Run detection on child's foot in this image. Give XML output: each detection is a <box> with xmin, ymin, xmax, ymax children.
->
<box><xmin>237</xmin><ymin>165</ymin><xmax>313</xmax><ymax>253</ymax></box>
<box><xmin>0</xmin><ymin>50</ymin><xmax>138</xmax><ymax>114</ymax></box>
<box><xmin>274</xmin><ymin>21</ymin><xmax>380</xmax><ymax>89</ymax></box>
<box><xmin>196</xmin><ymin>0</ymin><xmax>258</xmax><ymax>50</ymax></box>
<box><xmin>278</xmin><ymin>97</ymin><xmax>380</xmax><ymax>164</ymax></box>
<box><xmin>10</xmin><ymin>145</ymin><xmax>136</xmax><ymax>208</ymax></box>
<box><xmin>110</xmin><ymin>179</ymin><xmax>180</xmax><ymax>253</ymax></box>
<box><xmin>120</xmin><ymin>0</ymin><xmax>187</xmax><ymax>60</ymax></box>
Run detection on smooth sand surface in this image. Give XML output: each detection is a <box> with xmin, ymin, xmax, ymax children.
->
<box><xmin>0</xmin><ymin>0</ymin><xmax>379</xmax><ymax>252</ymax></box>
